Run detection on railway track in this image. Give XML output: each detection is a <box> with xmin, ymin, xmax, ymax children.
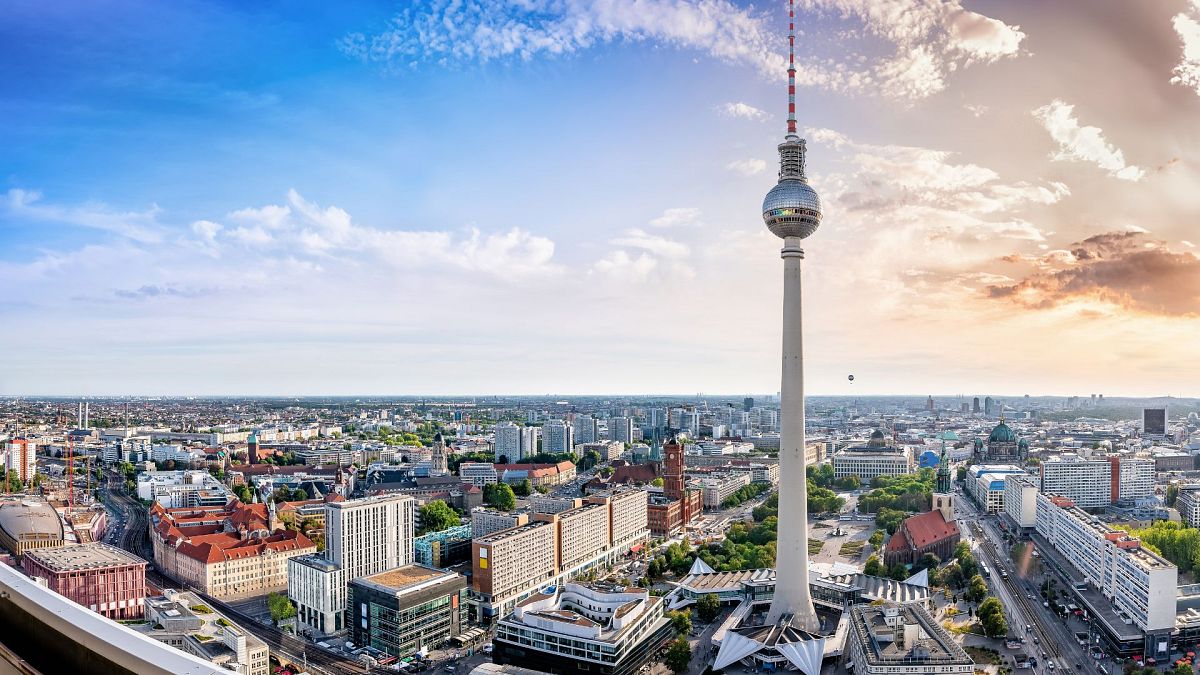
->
<box><xmin>968</xmin><ymin>520</ymin><xmax>1075</xmax><ymax>673</ymax></box>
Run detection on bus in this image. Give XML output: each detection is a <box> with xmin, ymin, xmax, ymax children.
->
<box><xmin>980</xmin><ymin>563</ymin><xmax>991</xmax><ymax>579</ymax></box>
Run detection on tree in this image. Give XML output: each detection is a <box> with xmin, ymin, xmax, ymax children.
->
<box><xmin>864</xmin><ymin>555</ymin><xmax>885</xmax><ymax>577</ymax></box>
<box><xmin>665</xmin><ymin>638</ymin><xmax>692</xmax><ymax>674</ymax></box>
<box><xmin>233</xmin><ymin>484</ymin><xmax>254</xmax><ymax>504</ymax></box>
<box><xmin>696</xmin><ymin>593</ymin><xmax>722</xmax><ymax>623</ymax></box>
<box><xmin>977</xmin><ymin>597</ymin><xmax>1007</xmax><ymax>637</ymax></box>
<box><xmin>889</xmin><ymin>562</ymin><xmax>909</xmax><ymax>581</ymax></box>
<box><xmin>418</xmin><ymin>500</ymin><xmax>460</xmax><ymax>534</ymax></box>
<box><xmin>965</xmin><ymin>575</ymin><xmax>988</xmax><ymax>603</ymax></box>
<box><xmin>578</xmin><ymin>450</ymin><xmax>602</xmax><ymax>471</ymax></box>
<box><xmin>1167</xmin><ymin>484</ymin><xmax>1180</xmax><ymax>507</ymax></box>
<box><xmin>668</xmin><ymin>610</ymin><xmax>692</xmax><ymax>636</ymax></box>
<box><xmin>834</xmin><ymin>474</ymin><xmax>861</xmax><ymax>490</ymax></box>
<box><xmin>956</xmin><ymin>466</ymin><xmax>968</xmax><ymax>481</ymax></box>
<box><xmin>869</xmin><ymin>529</ymin><xmax>885</xmax><ymax>548</ymax></box>
<box><xmin>913</xmin><ymin>553</ymin><xmax>940</xmax><ymax>573</ymax></box>
<box><xmin>483</xmin><ymin>483</ymin><xmax>517</xmax><ymax>511</ymax></box>
<box><xmin>512</xmin><ymin>479</ymin><xmax>532</xmax><ymax>497</ymax></box>
<box><xmin>651</xmin><ymin>477</ymin><xmax>664</xmax><ymax>488</ymax></box>
<box><xmin>267</xmin><ymin>592</ymin><xmax>296</xmax><ymax>627</ymax></box>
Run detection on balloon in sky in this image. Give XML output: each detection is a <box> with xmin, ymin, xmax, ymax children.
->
<box><xmin>848</xmin><ymin>374</ymin><xmax>855</xmax><ymax>383</ymax></box>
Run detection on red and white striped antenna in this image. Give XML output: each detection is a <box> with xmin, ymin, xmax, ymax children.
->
<box><xmin>787</xmin><ymin>0</ymin><xmax>797</xmax><ymax>135</ymax></box>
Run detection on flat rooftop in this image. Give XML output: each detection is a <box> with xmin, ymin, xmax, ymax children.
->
<box><xmin>25</xmin><ymin>542</ymin><xmax>146</xmax><ymax>571</ymax></box>
<box><xmin>361</xmin><ymin>564</ymin><xmax>445</xmax><ymax>590</ymax></box>
<box><xmin>851</xmin><ymin>604</ymin><xmax>971</xmax><ymax>666</ymax></box>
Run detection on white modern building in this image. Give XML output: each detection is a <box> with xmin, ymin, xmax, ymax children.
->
<box><xmin>1040</xmin><ymin>456</ymin><xmax>1113</xmax><ymax>509</ymax></box>
<box><xmin>1035</xmin><ymin>493</ymin><xmax>1176</xmax><ymax>635</ymax></box>
<box><xmin>832</xmin><ymin>444</ymin><xmax>913</xmax><ymax>482</ymax></box>
<box><xmin>1178</xmin><ymin>484</ymin><xmax>1200</xmax><ymax>528</ymax></box>
<box><xmin>288</xmin><ymin>494</ymin><xmax>415</xmax><ymax>636</ymax></box>
<box><xmin>699</xmin><ymin>472</ymin><xmax>752</xmax><ymax>508</ymax></box>
<box><xmin>542</xmin><ymin>421</ymin><xmax>574</xmax><ymax>454</ymax></box>
<box><xmin>136</xmin><ymin>471</ymin><xmax>230</xmax><ymax>508</ymax></box>
<box><xmin>459</xmin><ymin>462</ymin><xmax>498</xmax><ymax>486</ymax></box>
<box><xmin>494</xmin><ymin>423</ymin><xmax>522</xmax><ymax>463</ymax></box>
<box><xmin>1003</xmin><ymin>474</ymin><xmax>1038</xmax><ymax>529</ymax></box>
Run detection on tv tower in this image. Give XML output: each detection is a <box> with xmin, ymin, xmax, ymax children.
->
<box><xmin>762</xmin><ymin>0</ymin><xmax>823</xmax><ymax>633</ymax></box>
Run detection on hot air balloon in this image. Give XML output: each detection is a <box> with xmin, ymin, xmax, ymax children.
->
<box><xmin>848</xmin><ymin>374</ymin><xmax>855</xmax><ymax>383</ymax></box>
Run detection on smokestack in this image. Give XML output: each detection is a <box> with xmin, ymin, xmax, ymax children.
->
<box><xmin>84</xmin><ymin>402</ymin><xmax>90</xmax><ymax>429</ymax></box>
<box><xmin>78</xmin><ymin>402</ymin><xmax>83</xmax><ymax>429</ymax></box>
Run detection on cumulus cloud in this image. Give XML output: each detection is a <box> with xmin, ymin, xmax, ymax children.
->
<box><xmin>986</xmin><ymin>231</ymin><xmax>1200</xmax><ymax>316</ymax></box>
<box><xmin>340</xmin><ymin>0</ymin><xmax>1022</xmax><ymax>100</ymax></box>
<box><xmin>718</xmin><ymin>102</ymin><xmax>769</xmax><ymax>120</ymax></box>
<box><xmin>726</xmin><ymin>158</ymin><xmax>767</xmax><ymax>176</ymax></box>
<box><xmin>610</xmin><ymin>228</ymin><xmax>690</xmax><ymax>259</ymax></box>
<box><xmin>1032</xmin><ymin>100</ymin><xmax>1145</xmax><ymax>181</ymax></box>
<box><xmin>1171</xmin><ymin>1</ymin><xmax>1200</xmax><ymax>96</ymax></box>
<box><xmin>799</xmin><ymin>0</ymin><xmax>1025</xmax><ymax>98</ymax></box>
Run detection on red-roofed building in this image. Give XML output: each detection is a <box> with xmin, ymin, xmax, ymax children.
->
<box><xmin>882</xmin><ymin>508</ymin><xmax>961</xmax><ymax>567</ymax></box>
<box><xmin>150</xmin><ymin>499</ymin><xmax>316</xmax><ymax>598</ymax></box>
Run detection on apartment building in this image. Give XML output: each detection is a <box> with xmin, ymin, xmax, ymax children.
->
<box><xmin>1035</xmin><ymin>493</ymin><xmax>1176</xmax><ymax>637</ymax></box>
<box><xmin>472</xmin><ymin>494</ymin><xmax>650</xmax><ymax>623</ymax></box>
<box><xmin>1179</xmin><ymin>484</ymin><xmax>1200</xmax><ymax>528</ymax></box>
<box><xmin>494</xmin><ymin>423</ymin><xmax>522</xmax><ymax>463</ymax></box>
<box><xmin>471</xmin><ymin>508</ymin><xmax>529</xmax><ymax>537</ymax></box>
<box><xmin>967</xmin><ymin>465</ymin><xmax>1024</xmax><ymax>513</ymax></box>
<box><xmin>543</xmin><ymin>421</ymin><xmax>574</xmax><ymax>454</ymax></box>
<box><xmin>288</xmin><ymin>494</ymin><xmax>415</xmax><ymax>636</ymax></box>
<box><xmin>699</xmin><ymin>472</ymin><xmax>752</xmax><ymax>508</ymax></box>
<box><xmin>1003</xmin><ymin>474</ymin><xmax>1039</xmax><ymax>529</ymax></box>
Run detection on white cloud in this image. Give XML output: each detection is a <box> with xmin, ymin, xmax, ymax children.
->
<box><xmin>3</xmin><ymin>188</ymin><xmax>165</xmax><ymax>243</ymax></box>
<box><xmin>611</xmin><ymin>228</ymin><xmax>690</xmax><ymax>259</ymax></box>
<box><xmin>649</xmin><ymin>207</ymin><xmax>702</xmax><ymax>228</ymax></box>
<box><xmin>341</xmin><ymin>0</ymin><xmax>1022</xmax><ymax>100</ymax></box>
<box><xmin>1032</xmin><ymin>100</ymin><xmax>1145</xmax><ymax>181</ymax></box>
<box><xmin>590</xmin><ymin>250</ymin><xmax>658</xmax><ymax>281</ymax></box>
<box><xmin>718</xmin><ymin>102</ymin><xmax>769</xmax><ymax>120</ymax></box>
<box><xmin>1171</xmin><ymin>1</ymin><xmax>1200</xmax><ymax>96</ymax></box>
<box><xmin>726</xmin><ymin>158</ymin><xmax>767</xmax><ymax>176</ymax></box>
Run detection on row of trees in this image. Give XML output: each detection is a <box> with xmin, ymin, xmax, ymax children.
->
<box><xmin>720</xmin><ymin>482</ymin><xmax>770</xmax><ymax>508</ymax></box>
<box><xmin>1131</xmin><ymin>521</ymin><xmax>1200</xmax><ymax>572</ymax></box>
<box><xmin>858</xmin><ymin>468</ymin><xmax>936</xmax><ymax>513</ymax></box>
<box><xmin>807</xmin><ymin>463</ymin><xmax>861</xmax><ymax>490</ymax></box>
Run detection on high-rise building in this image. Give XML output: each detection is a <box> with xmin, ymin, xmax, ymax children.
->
<box><xmin>2</xmin><ymin>438</ymin><xmax>37</xmax><ymax>484</ymax></box>
<box><xmin>288</xmin><ymin>494</ymin><xmax>415</xmax><ymax>636</ymax></box>
<box><xmin>983</xmin><ymin>396</ymin><xmax>995</xmax><ymax>417</ymax></box>
<box><xmin>247</xmin><ymin>432</ymin><xmax>259</xmax><ymax>465</ymax></box>
<box><xmin>743</xmin><ymin>397</ymin><xmax>755</xmax><ymax>412</ymax></box>
<box><xmin>972</xmin><ymin>397</ymin><xmax>980</xmax><ymax>414</ymax></box>
<box><xmin>543</xmin><ymin>420</ymin><xmax>574</xmax><ymax>454</ymax></box>
<box><xmin>608</xmin><ymin>416</ymin><xmax>634</xmax><ymax>444</ymax></box>
<box><xmin>520</xmin><ymin>425</ymin><xmax>541</xmax><ymax>459</ymax></box>
<box><xmin>573</xmin><ymin>415</ymin><xmax>598</xmax><ymax>444</ymax></box>
<box><xmin>494</xmin><ymin>422</ymin><xmax>521</xmax><ymax>463</ymax></box>
<box><xmin>1142</xmin><ymin>407</ymin><xmax>1168</xmax><ymax>436</ymax></box>
<box><xmin>1177</xmin><ymin>485</ymin><xmax>1200</xmax><ymax>528</ymax></box>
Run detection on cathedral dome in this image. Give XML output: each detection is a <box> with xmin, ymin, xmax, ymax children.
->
<box><xmin>866</xmin><ymin>429</ymin><xmax>888</xmax><ymax>447</ymax></box>
<box><xmin>988</xmin><ymin>422</ymin><xmax>1017</xmax><ymax>444</ymax></box>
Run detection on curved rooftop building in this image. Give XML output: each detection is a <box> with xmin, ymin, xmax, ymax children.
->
<box><xmin>0</xmin><ymin>498</ymin><xmax>65</xmax><ymax>557</ymax></box>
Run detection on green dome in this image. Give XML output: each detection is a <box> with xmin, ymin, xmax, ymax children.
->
<box><xmin>988</xmin><ymin>422</ymin><xmax>1017</xmax><ymax>444</ymax></box>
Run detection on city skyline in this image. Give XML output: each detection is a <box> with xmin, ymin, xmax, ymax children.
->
<box><xmin>4</xmin><ymin>0</ymin><xmax>1200</xmax><ymax>397</ymax></box>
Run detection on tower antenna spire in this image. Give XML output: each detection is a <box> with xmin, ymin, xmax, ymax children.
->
<box><xmin>787</xmin><ymin>0</ymin><xmax>797</xmax><ymax>135</ymax></box>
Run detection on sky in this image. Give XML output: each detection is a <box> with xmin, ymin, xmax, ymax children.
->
<box><xmin>2</xmin><ymin>0</ymin><xmax>1199</xmax><ymax>397</ymax></box>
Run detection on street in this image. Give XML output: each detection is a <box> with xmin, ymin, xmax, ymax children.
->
<box><xmin>959</xmin><ymin>491</ymin><xmax>1097</xmax><ymax>675</ymax></box>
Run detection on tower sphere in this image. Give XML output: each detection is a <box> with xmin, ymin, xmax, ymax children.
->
<box><xmin>763</xmin><ymin>179</ymin><xmax>822</xmax><ymax>239</ymax></box>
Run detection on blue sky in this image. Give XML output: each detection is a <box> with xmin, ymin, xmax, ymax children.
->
<box><xmin>3</xmin><ymin>0</ymin><xmax>1200</xmax><ymax>396</ymax></box>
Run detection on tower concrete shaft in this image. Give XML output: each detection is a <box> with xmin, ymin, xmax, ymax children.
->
<box><xmin>765</xmin><ymin>236</ymin><xmax>819</xmax><ymax>632</ymax></box>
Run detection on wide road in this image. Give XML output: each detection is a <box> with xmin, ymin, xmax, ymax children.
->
<box><xmin>960</xmin><ymin>496</ymin><xmax>1089</xmax><ymax>675</ymax></box>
